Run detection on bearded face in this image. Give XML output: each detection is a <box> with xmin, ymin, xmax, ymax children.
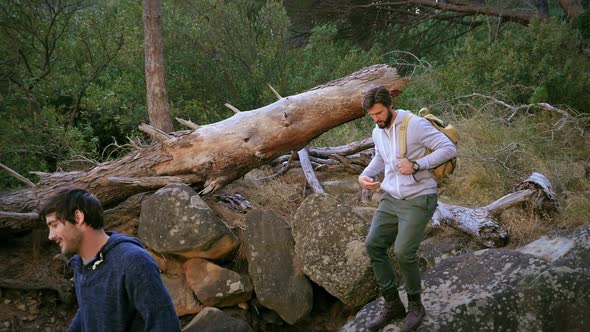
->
<box><xmin>367</xmin><ymin>103</ymin><xmax>393</xmax><ymax>129</ymax></box>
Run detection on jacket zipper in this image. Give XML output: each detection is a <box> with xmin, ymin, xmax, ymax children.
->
<box><xmin>392</xmin><ymin>122</ymin><xmax>402</xmax><ymax>199</ymax></box>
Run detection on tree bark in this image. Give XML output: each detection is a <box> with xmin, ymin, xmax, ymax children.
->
<box><xmin>143</xmin><ymin>0</ymin><xmax>174</xmax><ymax>132</ymax></box>
<box><xmin>0</xmin><ymin>64</ymin><xmax>409</xmax><ymax>214</ymax></box>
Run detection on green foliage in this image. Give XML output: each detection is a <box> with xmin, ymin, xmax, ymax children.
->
<box><xmin>399</xmin><ymin>18</ymin><xmax>590</xmax><ymax>113</ymax></box>
<box><xmin>0</xmin><ymin>106</ymin><xmax>96</xmax><ymax>189</ymax></box>
<box><xmin>574</xmin><ymin>10</ymin><xmax>590</xmax><ymax>39</ymax></box>
<box><xmin>0</xmin><ymin>0</ymin><xmax>144</xmax><ymax>189</ymax></box>
<box><xmin>162</xmin><ymin>0</ymin><xmax>292</xmax><ymax>122</ymax></box>
<box><xmin>286</xmin><ymin>24</ymin><xmax>383</xmax><ymax>94</ymax></box>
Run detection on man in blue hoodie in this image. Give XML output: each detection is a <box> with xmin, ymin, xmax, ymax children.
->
<box><xmin>358</xmin><ymin>86</ymin><xmax>457</xmax><ymax>331</ymax></box>
<box><xmin>40</xmin><ymin>188</ymin><xmax>181</xmax><ymax>332</ymax></box>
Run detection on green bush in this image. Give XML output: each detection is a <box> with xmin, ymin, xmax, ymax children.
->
<box><xmin>399</xmin><ymin>18</ymin><xmax>590</xmax><ymax>113</ymax></box>
<box><xmin>0</xmin><ymin>106</ymin><xmax>97</xmax><ymax>190</ymax></box>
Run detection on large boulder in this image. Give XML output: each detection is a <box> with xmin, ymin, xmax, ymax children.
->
<box><xmin>138</xmin><ymin>184</ymin><xmax>239</xmax><ymax>260</ymax></box>
<box><xmin>291</xmin><ymin>193</ymin><xmax>377</xmax><ymax>307</ymax></box>
<box><xmin>161</xmin><ymin>274</ymin><xmax>202</xmax><ymax>316</ymax></box>
<box><xmin>342</xmin><ymin>225</ymin><xmax>590</xmax><ymax>332</ymax></box>
<box><xmin>321</xmin><ymin>179</ymin><xmax>360</xmax><ymax>196</ymax></box>
<box><xmin>182</xmin><ymin>307</ymin><xmax>253</xmax><ymax>332</ymax></box>
<box><xmin>149</xmin><ymin>250</ymin><xmax>184</xmax><ymax>276</ymax></box>
<box><xmin>518</xmin><ymin>224</ymin><xmax>590</xmax><ymax>269</ymax></box>
<box><xmin>184</xmin><ymin>258</ymin><xmax>252</xmax><ymax>308</ymax></box>
<box><xmin>243</xmin><ymin>209</ymin><xmax>313</xmax><ymax>324</ymax></box>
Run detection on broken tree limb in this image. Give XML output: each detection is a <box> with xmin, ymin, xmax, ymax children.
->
<box><xmin>432</xmin><ymin>172</ymin><xmax>558</xmax><ymax>248</ymax></box>
<box><xmin>273</xmin><ymin>137</ymin><xmax>375</xmax><ymax>163</ymax></box>
<box><xmin>175</xmin><ymin>117</ymin><xmax>200</xmax><ymax>130</ymax></box>
<box><xmin>138</xmin><ymin>123</ymin><xmax>173</xmax><ymax>142</ymax></box>
<box><xmin>0</xmin><ymin>162</ymin><xmax>36</xmax><ymax>188</ymax></box>
<box><xmin>298</xmin><ymin>148</ymin><xmax>325</xmax><ymax>194</ymax></box>
<box><xmin>308</xmin><ymin>137</ymin><xmax>374</xmax><ymax>158</ymax></box>
<box><xmin>0</xmin><ymin>64</ymin><xmax>408</xmax><ymax>218</ymax></box>
<box><xmin>330</xmin><ymin>154</ymin><xmax>366</xmax><ymax>173</ymax></box>
<box><xmin>267</xmin><ymin>84</ymin><xmax>283</xmax><ymax>100</ymax></box>
<box><xmin>259</xmin><ymin>151</ymin><xmax>298</xmax><ymax>181</ymax></box>
<box><xmin>432</xmin><ymin>202</ymin><xmax>509</xmax><ymax>248</ymax></box>
<box><xmin>270</xmin><ymin>144</ymin><xmax>374</xmax><ymax>176</ymax></box>
<box><xmin>224</xmin><ymin>103</ymin><xmax>241</xmax><ymax>114</ymax></box>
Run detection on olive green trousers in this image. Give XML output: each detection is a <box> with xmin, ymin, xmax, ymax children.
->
<box><xmin>365</xmin><ymin>192</ymin><xmax>438</xmax><ymax>296</ymax></box>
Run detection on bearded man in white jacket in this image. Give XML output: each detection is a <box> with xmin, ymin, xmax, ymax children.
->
<box><xmin>358</xmin><ymin>86</ymin><xmax>457</xmax><ymax>331</ymax></box>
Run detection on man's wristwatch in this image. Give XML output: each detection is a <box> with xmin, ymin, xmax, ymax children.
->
<box><xmin>412</xmin><ymin>161</ymin><xmax>420</xmax><ymax>173</ymax></box>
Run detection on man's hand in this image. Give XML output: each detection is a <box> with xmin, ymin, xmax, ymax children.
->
<box><xmin>396</xmin><ymin>158</ymin><xmax>415</xmax><ymax>175</ymax></box>
<box><xmin>358</xmin><ymin>175</ymin><xmax>381</xmax><ymax>190</ymax></box>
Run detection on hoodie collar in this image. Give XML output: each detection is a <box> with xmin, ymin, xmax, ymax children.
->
<box><xmin>68</xmin><ymin>231</ymin><xmax>145</xmax><ymax>270</ymax></box>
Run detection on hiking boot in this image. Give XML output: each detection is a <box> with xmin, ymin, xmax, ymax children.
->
<box><xmin>402</xmin><ymin>294</ymin><xmax>426</xmax><ymax>331</ymax></box>
<box><xmin>366</xmin><ymin>290</ymin><xmax>406</xmax><ymax>332</ymax></box>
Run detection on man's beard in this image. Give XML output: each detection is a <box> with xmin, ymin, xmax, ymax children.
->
<box><xmin>377</xmin><ymin>109</ymin><xmax>393</xmax><ymax>129</ymax></box>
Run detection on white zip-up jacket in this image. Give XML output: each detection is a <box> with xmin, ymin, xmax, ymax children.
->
<box><xmin>361</xmin><ymin>109</ymin><xmax>458</xmax><ymax>200</ymax></box>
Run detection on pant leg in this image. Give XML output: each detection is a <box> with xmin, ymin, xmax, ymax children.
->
<box><xmin>365</xmin><ymin>193</ymin><xmax>399</xmax><ymax>293</ymax></box>
<box><xmin>393</xmin><ymin>194</ymin><xmax>438</xmax><ymax>295</ymax></box>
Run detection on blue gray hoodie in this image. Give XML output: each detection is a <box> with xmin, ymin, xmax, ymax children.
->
<box><xmin>361</xmin><ymin>109</ymin><xmax>458</xmax><ymax>200</ymax></box>
<box><xmin>67</xmin><ymin>232</ymin><xmax>181</xmax><ymax>332</ymax></box>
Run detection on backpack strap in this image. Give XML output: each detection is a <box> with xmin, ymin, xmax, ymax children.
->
<box><xmin>398</xmin><ymin>114</ymin><xmax>413</xmax><ymax>158</ymax></box>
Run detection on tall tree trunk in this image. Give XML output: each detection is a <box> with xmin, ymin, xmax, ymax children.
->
<box><xmin>143</xmin><ymin>0</ymin><xmax>174</xmax><ymax>132</ymax></box>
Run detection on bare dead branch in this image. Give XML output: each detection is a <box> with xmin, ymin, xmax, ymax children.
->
<box><xmin>224</xmin><ymin>103</ymin><xmax>241</xmax><ymax>114</ymax></box>
<box><xmin>432</xmin><ymin>172</ymin><xmax>558</xmax><ymax>247</ymax></box>
<box><xmin>0</xmin><ymin>162</ymin><xmax>36</xmax><ymax>188</ymax></box>
<box><xmin>138</xmin><ymin>123</ymin><xmax>173</xmax><ymax>142</ymax></box>
<box><xmin>175</xmin><ymin>117</ymin><xmax>200</xmax><ymax>130</ymax></box>
<box><xmin>298</xmin><ymin>148</ymin><xmax>324</xmax><ymax>194</ymax></box>
<box><xmin>267</xmin><ymin>84</ymin><xmax>283</xmax><ymax>100</ymax></box>
<box><xmin>357</xmin><ymin>0</ymin><xmax>540</xmax><ymax>25</ymax></box>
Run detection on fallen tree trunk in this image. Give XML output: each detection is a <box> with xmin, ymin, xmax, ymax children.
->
<box><xmin>0</xmin><ymin>65</ymin><xmax>409</xmax><ymax>224</ymax></box>
<box><xmin>432</xmin><ymin>172</ymin><xmax>558</xmax><ymax>247</ymax></box>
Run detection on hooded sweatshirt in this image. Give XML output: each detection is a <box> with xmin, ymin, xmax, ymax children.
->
<box><xmin>67</xmin><ymin>232</ymin><xmax>181</xmax><ymax>332</ymax></box>
<box><xmin>361</xmin><ymin>109</ymin><xmax>457</xmax><ymax>200</ymax></box>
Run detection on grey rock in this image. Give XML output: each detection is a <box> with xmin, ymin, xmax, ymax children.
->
<box><xmin>342</xmin><ymin>225</ymin><xmax>590</xmax><ymax>332</ymax></box>
<box><xmin>244</xmin><ymin>209</ymin><xmax>313</xmax><ymax>324</ymax></box>
<box><xmin>184</xmin><ymin>257</ymin><xmax>252</xmax><ymax>308</ymax></box>
<box><xmin>322</xmin><ymin>179</ymin><xmax>361</xmax><ymax>196</ymax></box>
<box><xmin>182</xmin><ymin>307</ymin><xmax>253</xmax><ymax>332</ymax></box>
<box><xmin>138</xmin><ymin>184</ymin><xmax>239</xmax><ymax>260</ymax></box>
<box><xmin>417</xmin><ymin>237</ymin><xmax>473</xmax><ymax>271</ymax></box>
<box><xmin>522</xmin><ymin>225</ymin><xmax>590</xmax><ymax>270</ymax></box>
<box><xmin>161</xmin><ymin>274</ymin><xmax>201</xmax><ymax>316</ymax></box>
<box><xmin>291</xmin><ymin>193</ymin><xmax>377</xmax><ymax>307</ymax></box>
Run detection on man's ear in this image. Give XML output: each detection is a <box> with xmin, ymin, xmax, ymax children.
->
<box><xmin>74</xmin><ymin>209</ymin><xmax>85</xmax><ymax>225</ymax></box>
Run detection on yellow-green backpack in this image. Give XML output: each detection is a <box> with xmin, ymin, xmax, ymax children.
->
<box><xmin>399</xmin><ymin>108</ymin><xmax>458</xmax><ymax>179</ymax></box>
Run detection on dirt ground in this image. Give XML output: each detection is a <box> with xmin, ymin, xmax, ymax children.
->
<box><xmin>0</xmin><ymin>231</ymin><xmax>76</xmax><ymax>332</ymax></box>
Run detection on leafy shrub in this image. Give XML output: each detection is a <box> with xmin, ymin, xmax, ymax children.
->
<box><xmin>400</xmin><ymin>18</ymin><xmax>590</xmax><ymax>113</ymax></box>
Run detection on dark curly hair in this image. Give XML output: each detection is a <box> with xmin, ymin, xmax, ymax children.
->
<box><xmin>39</xmin><ymin>188</ymin><xmax>104</xmax><ymax>229</ymax></box>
